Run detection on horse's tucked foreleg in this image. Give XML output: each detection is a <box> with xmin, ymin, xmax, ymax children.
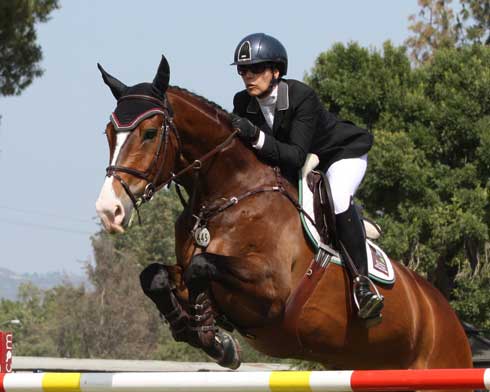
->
<box><xmin>184</xmin><ymin>253</ymin><xmax>241</xmax><ymax>369</ymax></box>
<box><xmin>139</xmin><ymin>263</ymin><xmax>190</xmax><ymax>342</ymax></box>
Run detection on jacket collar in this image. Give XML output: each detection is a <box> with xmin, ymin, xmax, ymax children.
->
<box><xmin>246</xmin><ymin>80</ymin><xmax>289</xmax><ymax>114</ymax></box>
<box><xmin>276</xmin><ymin>80</ymin><xmax>289</xmax><ymax>111</ymax></box>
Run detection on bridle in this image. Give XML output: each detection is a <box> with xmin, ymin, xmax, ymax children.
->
<box><xmin>106</xmin><ymin>94</ymin><xmax>181</xmax><ymax>224</ymax></box>
<box><xmin>105</xmin><ymin>93</ymin><xmax>238</xmax><ymax>224</ymax></box>
<box><xmin>105</xmin><ymin>93</ymin><xmax>316</xmax><ymax>251</ymax></box>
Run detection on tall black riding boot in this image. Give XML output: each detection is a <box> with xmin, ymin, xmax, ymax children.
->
<box><xmin>336</xmin><ymin>199</ymin><xmax>384</xmax><ymax>321</ymax></box>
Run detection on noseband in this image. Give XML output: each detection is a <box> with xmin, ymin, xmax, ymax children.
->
<box><xmin>106</xmin><ymin>94</ymin><xmax>181</xmax><ymax>224</ymax></box>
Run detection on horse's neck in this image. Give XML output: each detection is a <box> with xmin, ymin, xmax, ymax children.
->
<box><xmin>167</xmin><ymin>89</ymin><xmax>268</xmax><ymax>198</ymax></box>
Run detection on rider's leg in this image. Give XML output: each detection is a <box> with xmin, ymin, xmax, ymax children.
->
<box><xmin>326</xmin><ymin>155</ymin><xmax>384</xmax><ymax>320</ymax></box>
<box><xmin>336</xmin><ymin>198</ymin><xmax>384</xmax><ymax>319</ymax></box>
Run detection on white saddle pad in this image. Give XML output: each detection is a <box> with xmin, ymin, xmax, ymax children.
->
<box><xmin>298</xmin><ymin>155</ymin><xmax>395</xmax><ymax>285</ymax></box>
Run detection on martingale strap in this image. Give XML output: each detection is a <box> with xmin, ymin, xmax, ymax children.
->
<box><xmin>194</xmin><ymin>167</ymin><xmax>317</xmax><ymax>229</ymax></box>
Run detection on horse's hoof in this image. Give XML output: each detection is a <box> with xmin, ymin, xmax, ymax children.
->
<box><xmin>216</xmin><ymin>331</ymin><xmax>241</xmax><ymax>370</ymax></box>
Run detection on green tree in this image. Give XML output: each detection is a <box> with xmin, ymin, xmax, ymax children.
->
<box><xmin>0</xmin><ymin>0</ymin><xmax>59</xmax><ymax>96</ymax></box>
<box><xmin>112</xmin><ymin>188</ymin><xmax>183</xmax><ymax>268</ymax></box>
<box><xmin>406</xmin><ymin>0</ymin><xmax>490</xmax><ymax>65</ymax></box>
<box><xmin>3</xmin><ymin>282</ymin><xmax>58</xmax><ymax>356</ymax></box>
<box><xmin>406</xmin><ymin>0</ymin><xmax>458</xmax><ymax>65</ymax></box>
<box><xmin>306</xmin><ymin>42</ymin><xmax>490</xmax><ymax>315</ymax></box>
<box><xmin>459</xmin><ymin>0</ymin><xmax>490</xmax><ymax>44</ymax></box>
<box><xmin>43</xmin><ymin>234</ymin><xmax>165</xmax><ymax>359</ymax></box>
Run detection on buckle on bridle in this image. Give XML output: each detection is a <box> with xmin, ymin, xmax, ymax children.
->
<box><xmin>142</xmin><ymin>183</ymin><xmax>156</xmax><ymax>202</ymax></box>
<box><xmin>192</xmin><ymin>160</ymin><xmax>202</xmax><ymax>170</ymax></box>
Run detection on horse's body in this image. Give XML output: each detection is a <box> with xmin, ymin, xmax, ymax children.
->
<box><xmin>166</xmin><ymin>87</ymin><xmax>471</xmax><ymax>370</ymax></box>
<box><xmin>95</xmin><ymin>57</ymin><xmax>472</xmax><ymax>391</ymax></box>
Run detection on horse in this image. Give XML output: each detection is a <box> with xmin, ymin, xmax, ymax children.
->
<box><xmin>95</xmin><ymin>55</ymin><xmax>472</xmax><ymax>385</ymax></box>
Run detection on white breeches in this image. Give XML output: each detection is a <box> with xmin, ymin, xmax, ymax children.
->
<box><xmin>325</xmin><ymin>154</ymin><xmax>367</xmax><ymax>214</ymax></box>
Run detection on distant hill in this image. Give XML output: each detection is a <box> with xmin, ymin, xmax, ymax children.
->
<box><xmin>0</xmin><ymin>267</ymin><xmax>87</xmax><ymax>301</ymax></box>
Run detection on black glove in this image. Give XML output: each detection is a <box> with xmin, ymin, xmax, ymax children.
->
<box><xmin>230</xmin><ymin>113</ymin><xmax>260</xmax><ymax>144</ymax></box>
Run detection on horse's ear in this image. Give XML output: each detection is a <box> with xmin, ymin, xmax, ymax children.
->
<box><xmin>152</xmin><ymin>55</ymin><xmax>170</xmax><ymax>95</ymax></box>
<box><xmin>97</xmin><ymin>63</ymin><xmax>128</xmax><ymax>100</ymax></box>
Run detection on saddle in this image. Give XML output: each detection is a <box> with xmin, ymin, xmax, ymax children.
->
<box><xmin>296</xmin><ymin>154</ymin><xmax>393</xmax><ymax>284</ymax></box>
<box><xmin>284</xmin><ymin>154</ymin><xmax>391</xmax><ymax>334</ymax></box>
<box><xmin>302</xmin><ymin>154</ymin><xmax>382</xmax><ymax>250</ymax></box>
<box><xmin>307</xmin><ymin>170</ymin><xmax>337</xmax><ymax>247</ymax></box>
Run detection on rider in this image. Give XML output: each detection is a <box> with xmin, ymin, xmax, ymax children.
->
<box><xmin>229</xmin><ymin>33</ymin><xmax>384</xmax><ymax>322</ymax></box>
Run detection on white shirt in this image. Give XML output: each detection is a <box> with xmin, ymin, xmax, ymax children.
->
<box><xmin>253</xmin><ymin>85</ymin><xmax>278</xmax><ymax>149</ymax></box>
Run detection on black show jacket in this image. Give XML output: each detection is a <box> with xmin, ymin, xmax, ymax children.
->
<box><xmin>232</xmin><ymin>79</ymin><xmax>373</xmax><ymax>182</ymax></box>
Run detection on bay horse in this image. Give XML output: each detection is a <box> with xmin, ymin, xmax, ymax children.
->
<box><xmin>95</xmin><ymin>55</ymin><xmax>472</xmax><ymax>384</ymax></box>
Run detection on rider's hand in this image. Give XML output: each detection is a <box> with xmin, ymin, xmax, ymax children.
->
<box><xmin>230</xmin><ymin>113</ymin><xmax>260</xmax><ymax>144</ymax></box>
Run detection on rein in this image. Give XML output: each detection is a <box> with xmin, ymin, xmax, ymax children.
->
<box><xmin>159</xmin><ymin>129</ymin><xmax>239</xmax><ymax>190</ymax></box>
<box><xmin>105</xmin><ymin>93</ymin><xmax>238</xmax><ymax>225</ymax></box>
<box><xmin>106</xmin><ymin>94</ymin><xmax>316</xmax><ymax>235</ymax></box>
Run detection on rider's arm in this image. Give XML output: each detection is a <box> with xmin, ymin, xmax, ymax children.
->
<box><xmin>254</xmin><ymin>89</ymin><xmax>319</xmax><ymax>170</ymax></box>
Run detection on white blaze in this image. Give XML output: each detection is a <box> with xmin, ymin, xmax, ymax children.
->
<box><xmin>95</xmin><ymin>132</ymin><xmax>130</xmax><ymax>220</ymax></box>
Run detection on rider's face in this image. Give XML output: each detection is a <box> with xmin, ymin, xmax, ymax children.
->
<box><xmin>238</xmin><ymin>64</ymin><xmax>280</xmax><ymax>97</ymax></box>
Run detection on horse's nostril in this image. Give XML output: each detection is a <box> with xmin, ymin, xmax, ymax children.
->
<box><xmin>113</xmin><ymin>204</ymin><xmax>125</xmax><ymax>225</ymax></box>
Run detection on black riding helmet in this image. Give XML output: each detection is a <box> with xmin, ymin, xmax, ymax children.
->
<box><xmin>231</xmin><ymin>33</ymin><xmax>288</xmax><ymax>76</ymax></box>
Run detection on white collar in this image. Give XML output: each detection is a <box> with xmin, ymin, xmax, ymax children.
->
<box><xmin>256</xmin><ymin>85</ymin><xmax>278</xmax><ymax>106</ymax></box>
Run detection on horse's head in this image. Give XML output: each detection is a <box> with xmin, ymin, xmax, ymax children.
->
<box><xmin>95</xmin><ymin>55</ymin><xmax>179</xmax><ymax>233</ymax></box>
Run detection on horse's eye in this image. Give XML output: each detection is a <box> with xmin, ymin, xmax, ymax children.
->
<box><xmin>143</xmin><ymin>128</ymin><xmax>158</xmax><ymax>141</ymax></box>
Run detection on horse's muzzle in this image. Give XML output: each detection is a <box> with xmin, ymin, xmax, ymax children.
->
<box><xmin>98</xmin><ymin>213</ymin><xmax>125</xmax><ymax>234</ymax></box>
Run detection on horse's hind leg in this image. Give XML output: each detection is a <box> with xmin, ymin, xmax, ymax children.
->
<box><xmin>183</xmin><ymin>253</ymin><xmax>241</xmax><ymax>369</ymax></box>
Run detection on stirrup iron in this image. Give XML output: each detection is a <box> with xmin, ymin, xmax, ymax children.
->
<box><xmin>353</xmin><ymin>275</ymin><xmax>384</xmax><ymax>320</ymax></box>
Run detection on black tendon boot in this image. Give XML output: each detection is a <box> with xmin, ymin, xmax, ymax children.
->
<box><xmin>336</xmin><ymin>199</ymin><xmax>384</xmax><ymax>322</ymax></box>
<box><xmin>139</xmin><ymin>264</ymin><xmax>189</xmax><ymax>342</ymax></box>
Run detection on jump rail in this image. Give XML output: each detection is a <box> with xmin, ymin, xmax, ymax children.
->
<box><xmin>1</xmin><ymin>369</ymin><xmax>489</xmax><ymax>391</ymax></box>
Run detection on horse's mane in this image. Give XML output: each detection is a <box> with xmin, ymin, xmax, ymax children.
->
<box><xmin>169</xmin><ymin>85</ymin><xmax>231</xmax><ymax>124</ymax></box>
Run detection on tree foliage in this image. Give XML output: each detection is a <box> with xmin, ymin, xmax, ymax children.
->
<box><xmin>0</xmin><ymin>0</ymin><xmax>59</xmax><ymax>96</ymax></box>
<box><xmin>112</xmin><ymin>188</ymin><xmax>183</xmax><ymax>268</ymax></box>
<box><xmin>4</xmin><ymin>1</ymin><xmax>490</xmax><ymax>357</ymax></box>
<box><xmin>406</xmin><ymin>0</ymin><xmax>490</xmax><ymax>64</ymax></box>
<box><xmin>406</xmin><ymin>0</ymin><xmax>459</xmax><ymax>65</ymax></box>
<box><xmin>306</xmin><ymin>42</ymin><xmax>490</xmax><ymax>321</ymax></box>
<box><xmin>0</xmin><ymin>188</ymin><xmax>281</xmax><ymax>362</ymax></box>
<box><xmin>462</xmin><ymin>0</ymin><xmax>490</xmax><ymax>44</ymax></box>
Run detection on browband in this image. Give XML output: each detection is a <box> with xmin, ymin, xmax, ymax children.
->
<box><xmin>110</xmin><ymin>93</ymin><xmax>172</xmax><ymax>132</ymax></box>
<box><xmin>110</xmin><ymin>108</ymin><xmax>166</xmax><ymax>132</ymax></box>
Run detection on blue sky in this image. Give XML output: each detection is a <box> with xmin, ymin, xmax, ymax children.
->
<box><xmin>0</xmin><ymin>1</ymin><xmax>420</xmax><ymax>274</ymax></box>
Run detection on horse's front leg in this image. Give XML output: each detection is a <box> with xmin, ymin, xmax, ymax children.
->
<box><xmin>183</xmin><ymin>253</ymin><xmax>241</xmax><ymax>369</ymax></box>
<box><xmin>139</xmin><ymin>263</ymin><xmax>190</xmax><ymax>343</ymax></box>
<box><xmin>139</xmin><ymin>259</ymin><xmax>241</xmax><ymax>369</ymax></box>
